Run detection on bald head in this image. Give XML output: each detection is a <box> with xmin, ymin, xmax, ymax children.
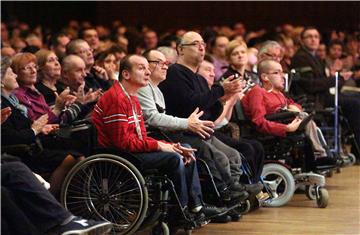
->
<box><xmin>180</xmin><ymin>31</ymin><xmax>202</xmax><ymax>45</ymax></box>
<box><xmin>177</xmin><ymin>31</ymin><xmax>206</xmax><ymax>70</ymax></box>
<box><xmin>257</xmin><ymin>59</ymin><xmax>279</xmax><ymax>77</ymax></box>
<box><xmin>61</xmin><ymin>55</ymin><xmax>87</xmax><ymax>90</ymax></box>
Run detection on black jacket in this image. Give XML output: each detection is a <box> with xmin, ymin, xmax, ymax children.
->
<box><xmin>1</xmin><ymin>97</ymin><xmax>36</xmax><ymax>146</ymax></box>
<box><xmin>159</xmin><ymin>63</ymin><xmax>224</xmax><ymax>121</ymax></box>
<box><xmin>290</xmin><ymin>46</ymin><xmax>344</xmax><ymax>107</ymax></box>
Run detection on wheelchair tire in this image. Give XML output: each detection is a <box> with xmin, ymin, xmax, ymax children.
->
<box><xmin>347</xmin><ymin>153</ymin><xmax>357</xmax><ymax>165</ymax></box>
<box><xmin>261</xmin><ymin>163</ymin><xmax>295</xmax><ymax>207</ymax></box>
<box><xmin>305</xmin><ymin>185</ymin><xmax>316</xmax><ymax>200</ymax></box>
<box><xmin>61</xmin><ymin>154</ymin><xmax>148</xmax><ymax>235</ymax></box>
<box><xmin>316</xmin><ymin>187</ymin><xmax>329</xmax><ymax>208</ymax></box>
<box><xmin>152</xmin><ymin>222</ymin><xmax>169</xmax><ymax>235</ymax></box>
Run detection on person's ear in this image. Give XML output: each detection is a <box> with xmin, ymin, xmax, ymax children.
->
<box><xmin>122</xmin><ymin>70</ymin><xmax>130</xmax><ymax>80</ymax></box>
<box><xmin>260</xmin><ymin>73</ymin><xmax>269</xmax><ymax>82</ymax></box>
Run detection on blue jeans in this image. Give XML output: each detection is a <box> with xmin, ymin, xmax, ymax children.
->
<box><xmin>134</xmin><ymin>146</ymin><xmax>202</xmax><ymax>209</ymax></box>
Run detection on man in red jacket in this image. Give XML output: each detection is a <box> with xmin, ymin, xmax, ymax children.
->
<box><xmin>92</xmin><ymin>54</ymin><xmax>225</xmax><ymax>222</ymax></box>
<box><xmin>241</xmin><ymin>59</ymin><xmax>327</xmax><ymax>157</ymax></box>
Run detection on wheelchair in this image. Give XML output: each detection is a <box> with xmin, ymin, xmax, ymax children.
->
<box><xmin>58</xmin><ymin>120</ymin><xmax>251</xmax><ymax>234</ymax></box>
<box><xmin>230</xmin><ymin>101</ymin><xmax>332</xmax><ymax>208</ymax></box>
<box><xmin>57</xmin><ymin>120</ymin><xmax>204</xmax><ymax>235</ymax></box>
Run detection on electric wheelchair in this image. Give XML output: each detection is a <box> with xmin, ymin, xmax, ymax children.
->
<box><xmin>230</xmin><ymin>102</ymin><xmax>333</xmax><ymax>208</ymax></box>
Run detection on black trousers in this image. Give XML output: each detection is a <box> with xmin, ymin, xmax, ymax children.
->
<box><xmin>149</xmin><ymin>131</ymin><xmax>231</xmax><ymax>192</ymax></box>
<box><xmin>134</xmin><ymin>145</ymin><xmax>202</xmax><ymax>209</ymax></box>
<box><xmin>325</xmin><ymin>93</ymin><xmax>360</xmax><ymax>150</ymax></box>
<box><xmin>1</xmin><ymin>160</ymin><xmax>71</xmax><ymax>234</ymax></box>
<box><xmin>214</xmin><ymin>130</ymin><xmax>265</xmax><ymax>183</ymax></box>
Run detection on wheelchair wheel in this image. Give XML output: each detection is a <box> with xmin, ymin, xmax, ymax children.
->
<box><xmin>152</xmin><ymin>222</ymin><xmax>169</xmax><ymax>235</ymax></box>
<box><xmin>347</xmin><ymin>153</ymin><xmax>357</xmax><ymax>165</ymax></box>
<box><xmin>61</xmin><ymin>154</ymin><xmax>148</xmax><ymax>235</ymax></box>
<box><xmin>316</xmin><ymin>187</ymin><xmax>329</xmax><ymax>208</ymax></box>
<box><xmin>261</xmin><ymin>163</ymin><xmax>295</xmax><ymax>207</ymax></box>
<box><xmin>305</xmin><ymin>185</ymin><xmax>316</xmax><ymax>200</ymax></box>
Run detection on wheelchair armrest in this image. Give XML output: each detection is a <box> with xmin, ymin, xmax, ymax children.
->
<box><xmin>265</xmin><ymin>111</ymin><xmax>299</xmax><ymax>121</ymax></box>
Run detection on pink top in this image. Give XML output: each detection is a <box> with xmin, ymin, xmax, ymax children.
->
<box><xmin>14</xmin><ymin>86</ymin><xmax>59</xmax><ymax>124</ymax></box>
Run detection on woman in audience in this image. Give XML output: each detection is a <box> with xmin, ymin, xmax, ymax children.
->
<box><xmin>1</xmin><ymin>56</ymin><xmax>84</xmax><ymax>196</ymax></box>
<box><xmin>221</xmin><ymin>40</ymin><xmax>259</xmax><ymax>84</ymax></box>
<box><xmin>35</xmin><ymin>49</ymin><xmax>63</xmax><ymax>105</ymax></box>
<box><xmin>12</xmin><ymin>52</ymin><xmax>98</xmax><ymax>125</ymax></box>
<box><xmin>94</xmin><ymin>49</ymin><xmax>118</xmax><ymax>82</ymax></box>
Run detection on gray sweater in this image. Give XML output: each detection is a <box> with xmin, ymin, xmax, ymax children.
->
<box><xmin>137</xmin><ymin>83</ymin><xmax>189</xmax><ymax>131</ymax></box>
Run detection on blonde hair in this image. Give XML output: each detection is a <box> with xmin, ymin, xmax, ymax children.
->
<box><xmin>225</xmin><ymin>39</ymin><xmax>248</xmax><ymax>61</ymax></box>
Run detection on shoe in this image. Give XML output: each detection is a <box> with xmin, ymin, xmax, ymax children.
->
<box><xmin>243</xmin><ymin>182</ymin><xmax>263</xmax><ymax>196</ymax></box>
<box><xmin>226</xmin><ymin>210</ymin><xmax>242</xmax><ymax>221</ymax></box>
<box><xmin>210</xmin><ymin>214</ymin><xmax>232</xmax><ymax>223</ymax></box>
<box><xmin>200</xmin><ymin>204</ymin><xmax>228</xmax><ymax>219</ymax></box>
<box><xmin>221</xmin><ymin>188</ymin><xmax>249</xmax><ymax>202</ymax></box>
<box><xmin>51</xmin><ymin>217</ymin><xmax>112</xmax><ymax>235</ymax></box>
<box><xmin>193</xmin><ymin>212</ymin><xmax>210</xmax><ymax>228</ymax></box>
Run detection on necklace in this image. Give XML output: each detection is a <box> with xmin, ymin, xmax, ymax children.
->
<box><xmin>118</xmin><ymin>82</ymin><xmax>143</xmax><ymax>140</ymax></box>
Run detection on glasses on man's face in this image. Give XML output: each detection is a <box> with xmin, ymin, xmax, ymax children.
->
<box><xmin>21</xmin><ymin>63</ymin><xmax>38</xmax><ymax>71</ymax></box>
<box><xmin>148</xmin><ymin>60</ymin><xmax>171</xmax><ymax>67</ymax></box>
<box><xmin>181</xmin><ymin>41</ymin><xmax>206</xmax><ymax>49</ymax></box>
<box><xmin>264</xmin><ymin>52</ymin><xmax>282</xmax><ymax>61</ymax></box>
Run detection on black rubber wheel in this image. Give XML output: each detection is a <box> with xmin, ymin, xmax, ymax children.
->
<box><xmin>61</xmin><ymin>154</ymin><xmax>148</xmax><ymax>235</ymax></box>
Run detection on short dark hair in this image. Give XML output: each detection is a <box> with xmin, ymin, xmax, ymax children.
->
<box><xmin>142</xmin><ymin>49</ymin><xmax>154</xmax><ymax>61</ymax></box>
<box><xmin>118</xmin><ymin>54</ymin><xmax>136</xmax><ymax>81</ymax></box>
<box><xmin>204</xmin><ymin>54</ymin><xmax>214</xmax><ymax>64</ymax></box>
<box><xmin>49</xmin><ymin>32</ymin><xmax>68</xmax><ymax>48</ymax></box>
<box><xmin>300</xmin><ymin>26</ymin><xmax>319</xmax><ymax>39</ymax></box>
<box><xmin>328</xmin><ymin>39</ymin><xmax>344</xmax><ymax>51</ymax></box>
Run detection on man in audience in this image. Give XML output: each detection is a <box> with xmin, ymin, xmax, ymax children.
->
<box><xmin>210</xmin><ymin>35</ymin><xmax>229</xmax><ymax>80</ymax></box>
<box><xmin>159</xmin><ymin>31</ymin><xmax>263</xmax><ymax>198</ymax></box>
<box><xmin>49</xmin><ymin>32</ymin><xmax>71</xmax><ymax>62</ymax></box>
<box><xmin>137</xmin><ymin>50</ymin><xmax>250</xmax><ymax>223</ymax></box>
<box><xmin>144</xmin><ymin>30</ymin><xmax>158</xmax><ymax>50</ymax></box>
<box><xmin>92</xmin><ymin>54</ymin><xmax>226</xmax><ymax>223</ymax></box>
<box><xmin>291</xmin><ymin>27</ymin><xmax>360</xmax><ymax>150</ymax></box>
<box><xmin>81</xmin><ymin>28</ymin><xmax>101</xmax><ymax>56</ymax></box>
<box><xmin>66</xmin><ymin>39</ymin><xmax>111</xmax><ymax>91</ymax></box>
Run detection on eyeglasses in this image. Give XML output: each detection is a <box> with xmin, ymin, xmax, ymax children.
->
<box><xmin>263</xmin><ymin>52</ymin><xmax>283</xmax><ymax>60</ymax></box>
<box><xmin>148</xmin><ymin>60</ymin><xmax>171</xmax><ymax>67</ymax></box>
<box><xmin>181</xmin><ymin>41</ymin><xmax>206</xmax><ymax>48</ymax></box>
<box><xmin>21</xmin><ymin>64</ymin><xmax>38</xmax><ymax>71</ymax></box>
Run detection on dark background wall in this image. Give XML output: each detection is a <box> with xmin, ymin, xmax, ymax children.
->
<box><xmin>2</xmin><ymin>1</ymin><xmax>360</xmax><ymax>32</ymax></box>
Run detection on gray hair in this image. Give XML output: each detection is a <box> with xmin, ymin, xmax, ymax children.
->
<box><xmin>157</xmin><ymin>46</ymin><xmax>178</xmax><ymax>63</ymax></box>
<box><xmin>61</xmin><ymin>54</ymin><xmax>84</xmax><ymax>72</ymax></box>
<box><xmin>258</xmin><ymin>40</ymin><xmax>282</xmax><ymax>58</ymax></box>
<box><xmin>1</xmin><ymin>57</ymin><xmax>12</xmax><ymax>79</ymax></box>
<box><xmin>65</xmin><ymin>39</ymin><xmax>87</xmax><ymax>55</ymax></box>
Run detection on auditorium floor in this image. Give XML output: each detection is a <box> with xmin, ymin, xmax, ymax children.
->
<box><xmin>189</xmin><ymin>165</ymin><xmax>360</xmax><ymax>235</ymax></box>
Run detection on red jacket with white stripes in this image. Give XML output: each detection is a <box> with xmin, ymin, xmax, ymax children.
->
<box><xmin>92</xmin><ymin>82</ymin><xmax>159</xmax><ymax>152</ymax></box>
